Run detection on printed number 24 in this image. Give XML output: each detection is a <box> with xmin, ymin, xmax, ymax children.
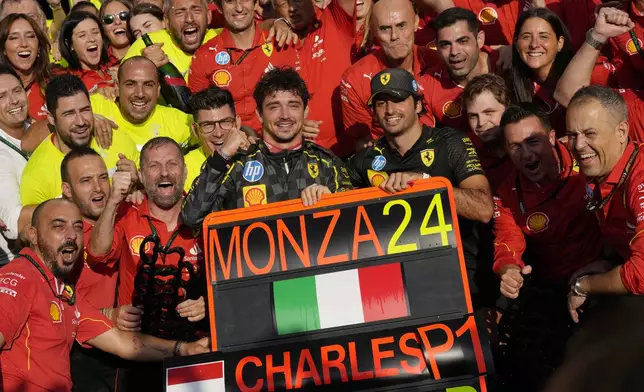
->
<box><xmin>382</xmin><ymin>193</ymin><xmax>453</xmax><ymax>254</ymax></box>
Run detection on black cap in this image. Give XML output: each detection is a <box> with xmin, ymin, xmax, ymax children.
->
<box><xmin>367</xmin><ymin>68</ymin><xmax>421</xmax><ymax>106</ymax></box>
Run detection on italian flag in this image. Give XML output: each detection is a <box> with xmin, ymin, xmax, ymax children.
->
<box><xmin>272</xmin><ymin>263</ymin><xmax>409</xmax><ymax>335</ymax></box>
<box><xmin>166</xmin><ymin>361</ymin><xmax>225</xmax><ymax>392</ymax></box>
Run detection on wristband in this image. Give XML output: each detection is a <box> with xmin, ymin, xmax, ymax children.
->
<box><xmin>216</xmin><ymin>146</ymin><xmax>231</xmax><ymax>162</ymax></box>
<box><xmin>173</xmin><ymin>340</ymin><xmax>184</xmax><ymax>356</ymax></box>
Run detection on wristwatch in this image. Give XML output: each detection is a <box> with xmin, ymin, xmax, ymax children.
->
<box><xmin>571</xmin><ymin>276</ymin><xmax>588</xmax><ymax>297</ymax></box>
<box><xmin>585</xmin><ymin>28</ymin><xmax>605</xmax><ymax>50</ymax></box>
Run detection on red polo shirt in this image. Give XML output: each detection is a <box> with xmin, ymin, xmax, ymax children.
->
<box><xmin>75</xmin><ymin>220</ymin><xmax>119</xmax><ymax>310</ymax></box>
<box><xmin>591</xmin><ymin>142</ymin><xmax>644</xmax><ymax>294</ymax></box>
<box><xmin>54</xmin><ymin>66</ymin><xmax>116</xmax><ymax>93</ymax></box>
<box><xmin>0</xmin><ymin>248</ymin><xmax>112</xmax><ymax>392</ymax></box>
<box><xmin>620</xmin><ymin>89</ymin><xmax>644</xmax><ymax>143</ymax></box>
<box><xmin>609</xmin><ymin>1</ymin><xmax>644</xmax><ymax>89</ymax></box>
<box><xmin>451</xmin><ymin>0</ymin><xmax>597</xmax><ymax>49</ymax></box>
<box><xmin>420</xmin><ymin>46</ymin><xmax>498</xmax><ymax>130</ymax></box>
<box><xmin>492</xmin><ymin>141</ymin><xmax>602</xmax><ymax>282</ymax></box>
<box><xmin>188</xmin><ymin>21</ymin><xmax>295</xmax><ymax>132</ymax></box>
<box><xmin>26</xmin><ymin>82</ymin><xmax>47</xmax><ymax>121</ymax></box>
<box><xmin>295</xmin><ymin>0</ymin><xmax>356</xmax><ymax>157</ymax></box>
<box><xmin>85</xmin><ymin>197</ymin><xmax>205</xmax><ymax>307</ymax></box>
<box><xmin>340</xmin><ymin>45</ymin><xmax>436</xmax><ymax>142</ymax></box>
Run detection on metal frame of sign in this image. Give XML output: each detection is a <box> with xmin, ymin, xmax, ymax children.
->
<box><xmin>201</xmin><ymin>178</ymin><xmax>471</xmax><ymax>352</ymax></box>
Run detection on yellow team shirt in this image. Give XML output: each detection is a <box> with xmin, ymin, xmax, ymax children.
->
<box><xmin>123</xmin><ymin>28</ymin><xmax>221</xmax><ymax>81</ymax></box>
<box><xmin>184</xmin><ymin>146</ymin><xmax>208</xmax><ymax>192</ymax></box>
<box><xmin>20</xmin><ymin>132</ymin><xmax>139</xmax><ymax>205</ymax></box>
<box><xmin>90</xmin><ymin>94</ymin><xmax>193</xmax><ymax>151</ymax></box>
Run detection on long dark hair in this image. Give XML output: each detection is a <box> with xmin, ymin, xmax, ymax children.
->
<box><xmin>59</xmin><ymin>11</ymin><xmax>110</xmax><ymax>71</ymax></box>
<box><xmin>507</xmin><ymin>8</ymin><xmax>573</xmax><ymax>103</ymax></box>
<box><xmin>0</xmin><ymin>13</ymin><xmax>51</xmax><ymax>90</ymax></box>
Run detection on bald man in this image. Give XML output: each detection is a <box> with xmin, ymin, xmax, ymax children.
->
<box><xmin>0</xmin><ymin>199</ymin><xmax>209</xmax><ymax>392</ymax></box>
<box><xmin>341</xmin><ymin>0</ymin><xmax>438</xmax><ymax>148</ymax></box>
<box><xmin>90</xmin><ymin>56</ymin><xmax>193</xmax><ymax>151</ymax></box>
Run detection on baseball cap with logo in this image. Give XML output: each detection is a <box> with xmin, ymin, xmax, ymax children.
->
<box><xmin>367</xmin><ymin>68</ymin><xmax>422</xmax><ymax>106</ymax></box>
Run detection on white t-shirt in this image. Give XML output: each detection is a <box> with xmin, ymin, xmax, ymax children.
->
<box><xmin>0</xmin><ymin>128</ymin><xmax>27</xmax><ymax>265</ymax></box>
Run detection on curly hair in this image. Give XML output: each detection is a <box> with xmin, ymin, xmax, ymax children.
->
<box><xmin>253</xmin><ymin>67</ymin><xmax>311</xmax><ymax>113</ymax></box>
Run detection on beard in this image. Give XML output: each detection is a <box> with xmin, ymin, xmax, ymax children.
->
<box><xmin>143</xmin><ymin>174</ymin><xmax>185</xmax><ymax>210</ymax></box>
<box><xmin>38</xmin><ymin>237</ymin><xmax>80</xmax><ymax>282</ymax></box>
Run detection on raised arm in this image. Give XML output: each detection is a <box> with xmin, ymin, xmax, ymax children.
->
<box><xmin>554</xmin><ymin>7</ymin><xmax>633</xmax><ymax>107</ymax></box>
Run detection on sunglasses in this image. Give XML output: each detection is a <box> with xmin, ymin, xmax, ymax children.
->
<box><xmin>102</xmin><ymin>10</ymin><xmax>130</xmax><ymax>25</ymax></box>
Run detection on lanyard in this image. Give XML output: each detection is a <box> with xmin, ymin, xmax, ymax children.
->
<box><xmin>21</xmin><ymin>253</ymin><xmax>76</xmax><ymax>305</ymax></box>
<box><xmin>629</xmin><ymin>30</ymin><xmax>644</xmax><ymax>60</ymax></box>
<box><xmin>516</xmin><ymin>150</ymin><xmax>572</xmax><ymax>215</ymax></box>
<box><xmin>586</xmin><ymin>146</ymin><xmax>639</xmax><ymax>211</ymax></box>
<box><xmin>225</xmin><ymin>31</ymin><xmax>267</xmax><ymax>66</ymax></box>
<box><xmin>146</xmin><ymin>216</ymin><xmax>180</xmax><ymax>252</ymax></box>
<box><xmin>0</xmin><ymin>134</ymin><xmax>29</xmax><ymax>161</ymax></box>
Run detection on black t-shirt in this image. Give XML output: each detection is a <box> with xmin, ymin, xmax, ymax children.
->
<box><xmin>346</xmin><ymin>125</ymin><xmax>486</xmax><ymax>286</ymax></box>
<box><xmin>347</xmin><ymin>125</ymin><xmax>485</xmax><ymax>186</ymax></box>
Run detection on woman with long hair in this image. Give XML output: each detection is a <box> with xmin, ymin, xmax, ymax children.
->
<box><xmin>58</xmin><ymin>11</ymin><xmax>116</xmax><ymax>97</ymax></box>
<box><xmin>507</xmin><ymin>7</ymin><xmax>573</xmax><ymax>130</ymax></box>
<box><xmin>127</xmin><ymin>2</ymin><xmax>164</xmax><ymax>41</ymax></box>
<box><xmin>99</xmin><ymin>0</ymin><xmax>133</xmax><ymax>68</ymax></box>
<box><xmin>0</xmin><ymin>14</ymin><xmax>52</xmax><ymax>121</ymax></box>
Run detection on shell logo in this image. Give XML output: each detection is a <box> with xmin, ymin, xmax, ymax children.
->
<box><xmin>243</xmin><ymin>184</ymin><xmax>267</xmax><ymax>207</ymax></box>
<box><xmin>478</xmin><ymin>7</ymin><xmax>498</xmax><ymax>25</ymax></box>
<box><xmin>368</xmin><ymin>170</ymin><xmax>389</xmax><ymax>187</ymax></box>
<box><xmin>442</xmin><ymin>100</ymin><xmax>462</xmax><ymax>119</ymax></box>
<box><xmin>526</xmin><ymin>212</ymin><xmax>549</xmax><ymax>233</ymax></box>
<box><xmin>626</xmin><ymin>38</ymin><xmax>643</xmax><ymax>56</ymax></box>
<box><xmin>50</xmin><ymin>301</ymin><xmax>62</xmax><ymax>323</ymax></box>
<box><xmin>129</xmin><ymin>235</ymin><xmax>151</xmax><ymax>256</ymax></box>
<box><xmin>212</xmin><ymin>69</ymin><xmax>232</xmax><ymax>87</ymax></box>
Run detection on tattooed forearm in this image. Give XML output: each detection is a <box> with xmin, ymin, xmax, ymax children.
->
<box><xmin>131</xmin><ymin>334</ymin><xmax>172</xmax><ymax>357</ymax></box>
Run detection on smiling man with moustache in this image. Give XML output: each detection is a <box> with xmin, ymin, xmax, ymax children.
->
<box><xmin>90</xmin><ymin>56</ymin><xmax>193</xmax><ymax>151</ymax></box>
<box><xmin>181</xmin><ymin>67</ymin><xmax>352</xmax><ymax>228</ymax></box>
<box><xmin>20</xmin><ymin>74</ymin><xmax>139</xmax><ymax>206</ymax></box>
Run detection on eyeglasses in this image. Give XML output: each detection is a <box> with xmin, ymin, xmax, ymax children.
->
<box><xmin>102</xmin><ymin>11</ymin><xmax>130</xmax><ymax>25</ymax></box>
<box><xmin>197</xmin><ymin>118</ymin><xmax>235</xmax><ymax>134</ymax></box>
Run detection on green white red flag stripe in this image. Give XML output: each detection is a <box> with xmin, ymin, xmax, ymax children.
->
<box><xmin>272</xmin><ymin>263</ymin><xmax>409</xmax><ymax>335</ymax></box>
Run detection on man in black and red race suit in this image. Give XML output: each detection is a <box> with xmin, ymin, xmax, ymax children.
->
<box><xmin>346</xmin><ymin>67</ymin><xmax>494</xmax><ymax>308</ymax></box>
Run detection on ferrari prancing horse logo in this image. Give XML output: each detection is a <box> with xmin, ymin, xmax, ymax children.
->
<box><xmin>420</xmin><ymin>149</ymin><xmax>435</xmax><ymax>167</ymax></box>
<box><xmin>308</xmin><ymin>162</ymin><xmax>319</xmax><ymax>179</ymax></box>
<box><xmin>380</xmin><ymin>73</ymin><xmax>391</xmax><ymax>85</ymax></box>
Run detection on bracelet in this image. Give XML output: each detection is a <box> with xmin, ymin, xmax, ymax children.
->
<box><xmin>274</xmin><ymin>17</ymin><xmax>293</xmax><ymax>29</ymax></box>
<box><xmin>585</xmin><ymin>28</ymin><xmax>606</xmax><ymax>50</ymax></box>
<box><xmin>173</xmin><ymin>340</ymin><xmax>183</xmax><ymax>356</ymax></box>
<box><xmin>570</xmin><ymin>276</ymin><xmax>588</xmax><ymax>297</ymax></box>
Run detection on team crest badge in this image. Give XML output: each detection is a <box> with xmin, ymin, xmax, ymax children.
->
<box><xmin>308</xmin><ymin>162</ymin><xmax>319</xmax><ymax>179</ymax></box>
<box><xmin>262</xmin><ymin>43</ymin><xmax>274</xmax><ymax>57</ymax></box>
<box><xmin>367</xmin><ymin>170</ymin><xmax>388</xmax><ymax>187</ymax></box>
<box><xmin>420</xmin><ymin>149</ymin><xmax>435</xmax><ymax>168</ymax></box>
<box><xmin>380</xmin><ymin>73</ymin><xmax>391</xmax><ymax>86</ymax></box>
<box><xmin>526</xmin><ymin>212</ymin><xmax>549</xmax><ymax>233</ymax></box>
<box><xmin>243</xmin><ymin>184</ymin><xmax>267</xmax><ymax>207</ymax></box>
